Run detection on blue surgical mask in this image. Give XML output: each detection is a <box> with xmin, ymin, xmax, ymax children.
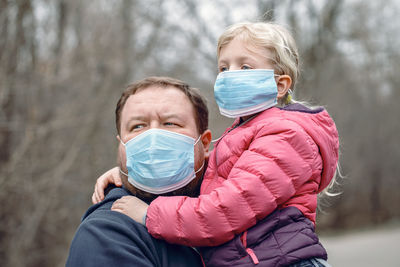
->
<box><xmin>120</xmin><ymin>129</ymin><xmax>203</xmax><ymax>194</ymax></box>
<box><xmin>214</xmin><ymin>69</ymin><xmax>278</xmax><ymax>118</ymax></box>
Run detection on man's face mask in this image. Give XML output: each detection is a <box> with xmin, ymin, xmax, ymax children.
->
<box><xmin>120</xmin><ymin>128</ymin><xmax>204</xmax><ymax>194</ymax></box>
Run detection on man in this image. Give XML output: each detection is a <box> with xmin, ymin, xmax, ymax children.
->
<box><xmin>66</xmin><ymin>77</ymin><xmax>211</xmax><ymax>266</ymax></box>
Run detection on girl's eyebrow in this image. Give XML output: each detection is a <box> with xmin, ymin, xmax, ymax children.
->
<box><xmin>217</xmin><ymin>59</ymin><xmax>228</xmax><ymax>65</ymax></box>
<box><xmin>236</xmin><ymin>55</ymin><xmax>257</xmax><ymax>62</ymax></box>
<box><xmin>218</xmin><ymin>55</ymin><xmax>257</xmax><ymax>64</ymax></box>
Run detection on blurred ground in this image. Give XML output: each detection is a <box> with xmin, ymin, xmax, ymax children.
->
<box><xmin>320</xmin><ymin>225</ymin><xmax>400</xmax><ymax>267</ymax></box>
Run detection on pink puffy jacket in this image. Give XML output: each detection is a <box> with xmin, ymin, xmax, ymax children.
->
<box><xmin>146</xmin><ymin>104</ymin><xmax>339</xmax><ymax>247</ymax></box>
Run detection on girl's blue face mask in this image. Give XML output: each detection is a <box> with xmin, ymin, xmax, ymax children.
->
<box><xmin>120</xmin><ymin>128</ymin><xmax>203</xmax><ymax>195</ymax></box>
<box><xmin>214</xmin><ymin>69</ymin><xmax>278</xmax><ymax>118</ymax></box>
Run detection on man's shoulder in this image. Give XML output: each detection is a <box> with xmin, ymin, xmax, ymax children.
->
<box><xmin>82</xmin><ymin>187</ymin><xmax>131</xmax><ymax>220</ymax></box>
<box><xmin>66</xmin><ymin>188</ymin><xmax>151</xmax><ymax>267</ymax></box>
<box><xmin>77</xmin><ymin>187</ymin><xmax>149</xmax><ymax>243</ymax></box>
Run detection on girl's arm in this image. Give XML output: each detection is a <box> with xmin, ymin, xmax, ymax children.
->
<box><xmin>92</xmin><ymin>167</ymin><xmax>122</xmax><ymax>204</ymax></box>
<box><xmin>146</xmin><ymin>122</ymin><xmax>320</xmax><ymax>247</ymax></box>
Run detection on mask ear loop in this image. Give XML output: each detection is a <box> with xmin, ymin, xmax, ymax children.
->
<box><xmin>194</xmin><ymin>160</ymin><xmax>205</xmax><ymax>174</ymax></box>
<box><xmin>194</xmin><ymin>135</ymin><xmax>201</xmax><ymax>145</ymax></box>
<box><xmin>211</xmin><ymin>137</ymin><xmax>221</xmax><ymax>143</ymax></box>
<box><xmin>193</xmin><ymin>134</ymin><xmax>206</xmax><ymax>173</ymax></box>
<box><xmin>119</xmin><ymin>138</ymin><xmax>128</xmax><ymax>177</ymax></box>
<box><xmin>119</xmin><ymin>167</ymin><xmax>128</xmax><ymax>177</ymax></box>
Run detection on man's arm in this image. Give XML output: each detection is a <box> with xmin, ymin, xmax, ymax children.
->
<box><xmin>66</xmin><ymin>199</ymin><xmax>202</xmax><ymax>267</ymax></box>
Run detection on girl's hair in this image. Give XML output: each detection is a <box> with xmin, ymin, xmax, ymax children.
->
<box><xmin>318</xmin><ymin>161</ymin><xmax>344</xmax><ymax>212</ymax></box>
<box><xmin>217</xmin><ymin>22</ymin><xmax>300</xmax><ymax>101</ymax></box>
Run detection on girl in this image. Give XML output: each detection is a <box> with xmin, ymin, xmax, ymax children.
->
<box><xmin>94</xmin><ymin>22</ymin><xmax>339</xmax><ymax>266</ymax></box>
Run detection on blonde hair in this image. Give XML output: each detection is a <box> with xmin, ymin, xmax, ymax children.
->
<box><xmin>217</xmin><ymin>22</ymin><xmax>300</xmax><ymax>95</ymax></box>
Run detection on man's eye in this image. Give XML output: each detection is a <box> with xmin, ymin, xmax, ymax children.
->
<box><xmin>164</xmin><ymin>122</ymin><xmax>177</xmax><ymax>126</ymax></box>
<box><xmin>131</xmin><ymin>124</ymin><xmax>144</xmax><ymax>131</ymax></box>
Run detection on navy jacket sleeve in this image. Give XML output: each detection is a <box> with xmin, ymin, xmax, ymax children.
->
<box><xmin>66</xmin><ymin>210</ymin><xmax>161</xmax><ymax>266</ymax></box>
<box><xmin>66</xmin><ymin>188</ymin><xmax>202</xmax><ymax>267</ymax></box>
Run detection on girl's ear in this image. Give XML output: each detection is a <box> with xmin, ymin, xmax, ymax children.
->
<box><xmin>276</xmin><ymin>75</ymin><xmax>292</xmax><ymax>99</ymax></box>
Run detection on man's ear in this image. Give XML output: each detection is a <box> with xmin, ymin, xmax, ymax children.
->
<box><xmin>276</xmin><ymin>75</ymin><xmax>292</xmax><ymax>99</ymax></box>
<box><xmin>200</xmin><ymin>129</ymin><xmax>212</xmax><ymax>159</ymax></box>
<box><xmin>116</xmin><ymin>135</ymin><xmax>124</xmax><ymax>152</ymax></box>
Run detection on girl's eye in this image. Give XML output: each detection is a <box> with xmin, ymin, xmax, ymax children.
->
<box><xmin>241</xmin><ymin>65</ymin><xmax>252</xmax><ymax>70</ymax></box>
<box><xmin>219</xmin><ymin>66</ymin><xmax>228</xmax><ymax>72</ymax></box>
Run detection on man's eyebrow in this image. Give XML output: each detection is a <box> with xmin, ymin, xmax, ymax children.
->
<box><xmin>125</xmin><ymin>116</ymin><xmax>146</xmax><ymax>123</ymax></box>
<box><xmin>162</xmin><ymin>114</ymin><xmax>183</xmax><ymax>120</ymax></box>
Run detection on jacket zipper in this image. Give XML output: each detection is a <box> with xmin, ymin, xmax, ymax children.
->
<box><xmin>240</xmin><ymin>231</ymin><xmax>259</xmax><ymax>265</ymax></box>
<box><xmin>214</xmin><ymin>114</ymin><xmax>258</xmax><ymax>167</ymax></box>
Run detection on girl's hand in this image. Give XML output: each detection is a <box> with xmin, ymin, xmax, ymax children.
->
<box><xmin>111</xmin><ymin>196</ymin><xmax>149</xmax><ymax>226</ymax></box>
<box><xmin>92</xmin><ymin>167</ymin><xmax>123</xmax><ymax>204</ymax></box>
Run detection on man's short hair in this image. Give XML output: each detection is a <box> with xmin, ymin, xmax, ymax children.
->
<box><xmin>116</xmin><ymin>77</ymin><xmax>209</xmax><ymax>135</ymax></box>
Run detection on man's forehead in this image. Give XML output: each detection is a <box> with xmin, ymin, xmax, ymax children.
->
<box><xmin>121</xmin><ymin>86</ymin><xmax>195</xmax><ymax>119</ymax></box>
<box><xmin>128</xmin><ymin>86</ymin><xmax>189</xmax><ymax>103</ymax></box>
